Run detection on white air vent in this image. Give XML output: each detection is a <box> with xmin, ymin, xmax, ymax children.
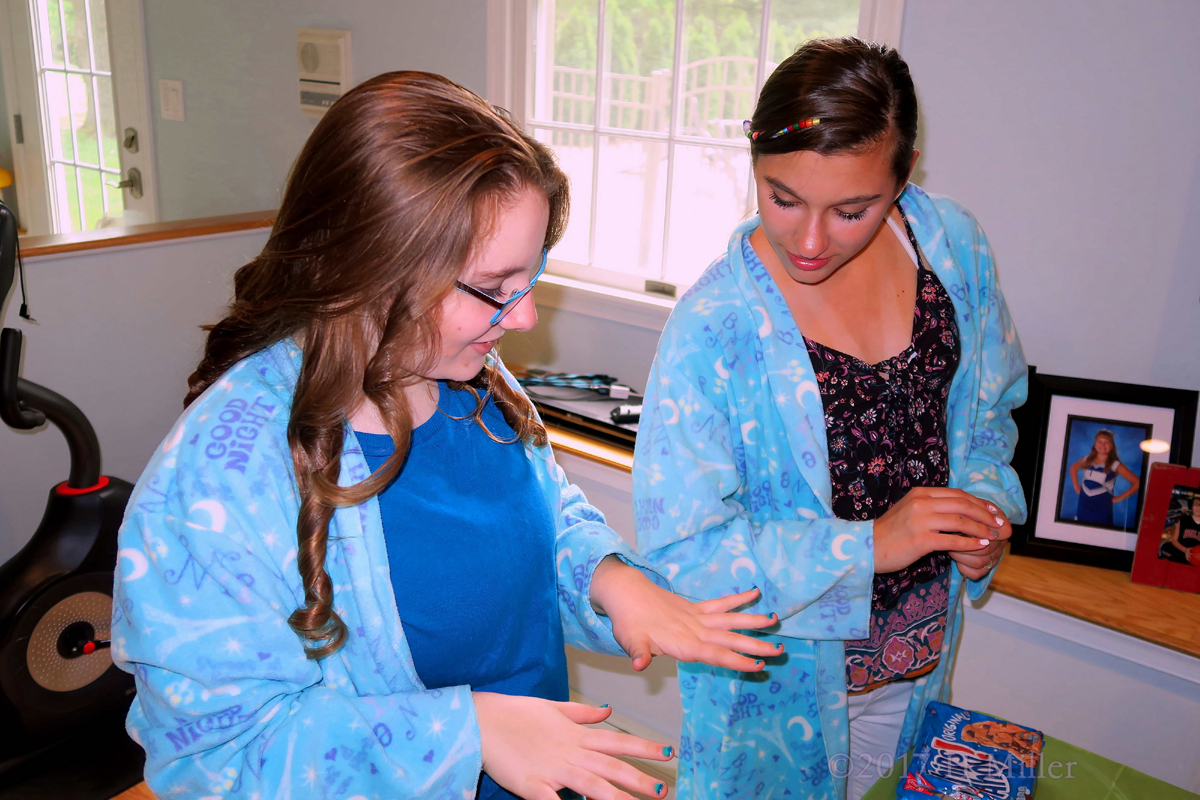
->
<box><xmin>297</xmin><ymin>29</ymin><xmax>352</xmax><ymax>118</ymax></box>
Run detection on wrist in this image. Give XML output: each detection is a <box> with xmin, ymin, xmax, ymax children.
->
<box><xmin>589</xmin><ymin>555</ymin><xmax>642</xmax><ymax>615</ymax></box>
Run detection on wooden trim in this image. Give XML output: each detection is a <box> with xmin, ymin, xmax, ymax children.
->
<box><xmin>17</xmin><ymin>210</ymin><xmax>276</xmax><ymax>259</ymax></box>
<box><xmin>545</xmin><ymin>422</ymin><xmax>1200</xmax><ymax>659</ymax></box>
<box><xmin>547</xmin><ymin>426</ymin><xmax>634</xmax><ymax>472</ymax></box>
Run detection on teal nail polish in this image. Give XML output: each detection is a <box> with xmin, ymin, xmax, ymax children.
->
<box><xmin>655</xmin><ymin>783</ymin><xmax>665</xmax><ymax>795</ymax></box>
<box><xmin>662</xmin><ymin>745</ymin><xmax>674</xmax><ymax>758</ymax></box>
<box><xmin>755</xmin><ymin>659</ymin><xmax>764</xmax><ymax>667</ymax></box>
<box><xmin>600</xmin><ymin>703</ymin><xmax>610</xmax><ymax>709</ymax></box>
<box><xmin>774</xmin><ymin>642</ymin><xmax>783</xmax><ymax>650</ymax></box>
<box><xmin>770</xmin><ymin>612</ymin><xmax>779</xmax><ymax>621</ymax></box>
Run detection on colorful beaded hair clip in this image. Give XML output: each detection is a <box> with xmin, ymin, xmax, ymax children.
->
<box><xmin>742</xmin><ymin>117</ymin><xmax>821</xmax><ymax>141</ymax></box>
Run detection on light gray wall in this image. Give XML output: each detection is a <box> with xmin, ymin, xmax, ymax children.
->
<box><xmin>508</xmin><ymin>0</ymin><xmax>1200</xmax><ymax>465</ymax></box>
<box><xmin>0</xmin><ymin>50</ymin><xmax>16</xmax><ymax>217</ymax></box>
<box><xmin>144</xmin><ymin>0</ymin><xmax>488</xmax><ymax>221</ymax></box>
<box><xmin>0</xmin><ymin>230</ymin><xmax>268</xmax><ymax>564</ymax></box>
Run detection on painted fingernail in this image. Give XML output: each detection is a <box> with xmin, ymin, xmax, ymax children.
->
<box><xmin>770</xmin><ymin>612</ymin><xmax>779</xmax><ymax>621</ymax></box>
<box><xmin>655</xmin><ymin>783</ymin><xmax>666</xmax><ymax>796</ymax></box>
<box><xmin>662</xmin><ymin>745</ymin><xmax>674</xmax><ymax>757</ymax></box>
<box><xmin>994</xmin><ymin>515</ymin><xmax>1004</xmax><ymax>526</ymax></box>
<box><xmin>755</xmin><ymin>659</ymin><xmax>764</xmax><ymax>667</ymax></box>
<box><xmin>987</xmin><ymin>504</ymin><xmax>998</xmax><ymax>514</ymax></box>
<box><xmin>774</xmin><ymin>642</ymin><xmax>783</xmax><ymax>650</ymax></box>
<box><xmin>979</xmin><ymin>539</ymin><xmax>990</xmax><ymax>546</ymax></box>
<box><xmin>600</xmin><ymin>703</ymin><xmax>610</xmax><ymax>709</ymax></box>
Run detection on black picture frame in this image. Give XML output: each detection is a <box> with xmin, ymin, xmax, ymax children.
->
<box><xmin>1009</xmin><ymin>367</ymin><xmax>1198</xmax><ymax>570</ymax></box>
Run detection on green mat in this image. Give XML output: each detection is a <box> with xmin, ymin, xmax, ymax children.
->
<box><xmin>862</xmin><ymin>733</ymin><xmax>1199</xmax><ymax>799</ymax></box>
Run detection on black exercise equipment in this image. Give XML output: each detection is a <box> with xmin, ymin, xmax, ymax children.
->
<box><xmin>0</xmin><ymin>201</ymin><xmax>139</xmax><ymax>792</ymax></box>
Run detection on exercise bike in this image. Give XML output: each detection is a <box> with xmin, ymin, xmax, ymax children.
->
<box><xmin>0</xmin><ymin>201</ymin><xmax>141</xmax><ymax>795</ymax></box>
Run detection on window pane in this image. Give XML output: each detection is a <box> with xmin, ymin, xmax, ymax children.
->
<box><xmin>679</xmin><ymin>0</ymin><xmax>761</xmax><ymax>140</ymax></box>
<box><xmin>37</xmin><ymin>0</ymin><xmax>66</xmax><ymax>68</ymax></box>
<box><xmin>68</xmin><ymin>73</ymin><xmax>101</xmax><ymax>166</ymax></box>
<box><xmin>536</xmin><ymin>128</ymin><xmax>593</xmax><ymax>265</ymax></box>
<box><xmin>56</xmin><ymin>163</ymin><xmax>82</xmax><ymax>232</ymax></box>
<box><xmin>539</xmin><ymin>0</ymin><xmax>599</xmax><ymax>126</ymax></box>
<box><xmin>78</xmin><ymin>167</ymin><xmax>104</xmax><ymax>230</ymax></box>
<box><xmin>593</xmin><ymin>135</ymin><xmax>667</xmax><ymax>275</ymax></box>
<box><xmin>45</xmin><ymin>71</ymin><xmax>74</xmax><ymax>161</ymax></box>
<box><xmin>88</xmin><ymin>0</ymin><xmax>111</xmax><ymax>72</ymax></box>
<box><xmin>664</xmin><ymin>143</ymin><xmax>751</xmax><ymax>286</ymax></box>
<box><xmin>768</xmin><ymin>0</ymin><xmax>859</xmax><ymax>66</ymax></box>
<box><xmin>96</xmin><ymin>75</ymin><xmax>119</xmax><ymax>170</ymax></box>
<box><xmin>61</xmin><ymin>0</ymin><xmax>92</xmax><ymax>71</ymax></box>
<box><xmin>602</xmin><ymin>0</ymin><xmax>675</xmax><ymax>133</ymax></box>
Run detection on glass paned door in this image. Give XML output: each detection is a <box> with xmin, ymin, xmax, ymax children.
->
<box><xmin>30</xmin><ymin>0</ymin><xmax>124</xmax><ymax>232</ymax></box>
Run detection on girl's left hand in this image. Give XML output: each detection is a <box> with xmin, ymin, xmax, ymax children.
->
<box><xmin>948</xmin><ymin>498</ymin><xmax>1010</xmax><ymax>580</ymax></box>
<box><xmin>588</xmin><ymin>556</ymin><xmax>782</xmax><ymax>672</ymax></box>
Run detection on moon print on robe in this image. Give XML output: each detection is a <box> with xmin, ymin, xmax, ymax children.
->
<box><xmin>117</xmin><ymin>548</ymin><xmax>149</xmax><ymax>582</ymax></box>
<box><xmin>186</xmin><ymin>499</ymin><xmax>228</xmax><ymax>534</ymax></box>
<box><xmin>660</xmin><ymin>398</ymin><xmax>680</xmax><ymax>425</ymax></box>
<box><xmin>787</xmin><ymin>714</ymin><xmax>815</xmax><ymax>741</ymax></box>
<box><xmin>730</xmin><ymin>557</ymin><xmax>757</xmax><ymax>581</ymax></box>
<box><xmin>795</xmin><ymin>380</ymin><xmax>821</xmax><ymax>407</ymax></box>
<box><xmin>830</xmin><ymin>534</ymin><xmax>856</xmax><ymax>561</ymax></box>
<box><xmin>714</xmin><ymin>357</ymin><xmax>730</xmax><ymax>380</ymax></box>
<box><xmin>751</xmin><ymin>306</ymin><xmax>772</xmax><ymax>337</ymax></box>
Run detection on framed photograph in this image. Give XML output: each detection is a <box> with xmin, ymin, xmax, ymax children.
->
<box><xmin>1010</xmin><ymin>368</ymin><xmax>1198</xmax><ymax>570</ymax></box>
<box><xmin>1131</xmin><ymin>463</ymin><xmax>1200</xmax><ymax>594</ymax></box>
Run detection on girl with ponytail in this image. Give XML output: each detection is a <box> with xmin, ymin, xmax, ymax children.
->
<box><xmin>112</xmin><ymin>71</ymin><xmax>780</xmax><ymax>800</ymax></box>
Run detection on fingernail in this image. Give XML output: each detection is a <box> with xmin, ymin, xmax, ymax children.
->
<box><xmin>600</xmin><ymin>703</ymin><xmax>610</xmax><ymax>709</ymax></box>
<box><xmin>979</xmin><ymin>539</ymin><xmax>990</xmax><ymax>546</ymax></box>
<box><xmin>987</xmin><ymin>504</ymin><xmax>998</xmax><ymax>514</ymax></box>
<box><xmin>655</xmin><ymin>783</ymin><xmax>666</xmax><ymax>796</ymax></box>
<box><xmin>774</xmin><ymin>642</ymin><xmax>783</xmax><ymax>650</ymax></box>
<box><xmin>662</xmin><ymin>745</ymin><xmax>674</xmax><ymax>757</ymax></box>
<box><xmin>994</xmin><ymin>515</ymin><xmax>1004</xmax><ymax>526</ymax></box>
<box><xmin>755</xmin><ymin>659</ymin><xmax>764</xmax><ymax>667</ymax></box>
<box><xmin>770</xmin><ymin>612</ymin><xmax>779</xmax><ymax>622</ymax></box>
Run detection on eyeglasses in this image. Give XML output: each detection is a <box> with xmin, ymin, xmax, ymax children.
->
<box><xmin>455</xmin><ymin>249</ymin><xmax>547</xmax><ymax>325</ymax></box>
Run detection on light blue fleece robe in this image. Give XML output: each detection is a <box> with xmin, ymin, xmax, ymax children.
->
<box><xmin>111</xmin><ymin>341</ymin><xmax>666</xmax><ymax>799</ymax></box>
<box><xmin>633</xmin><ymin>185</ymin><xmax>1028</xmax><ymax>800</ymax></box>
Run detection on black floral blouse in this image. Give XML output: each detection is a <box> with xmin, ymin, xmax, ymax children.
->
<box><xmin>803</xmin><ymin>209</ymin><xmax>962</xmax><ymax>695</ymax></box>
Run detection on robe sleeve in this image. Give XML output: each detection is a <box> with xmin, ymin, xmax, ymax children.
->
<box><xmin>113</xmin><ymin>490</ymin><xmax>482</xmax><ymax>800</ymax></box>
<box><xmin>634</xmin><ymin>359</ymin><xmax>873</xmax><ymax>641</ymax></box>
<box><xmin>950</xmin><ymin>213</ymin><xmax>1029</xmax><ymax>600</ymax></box>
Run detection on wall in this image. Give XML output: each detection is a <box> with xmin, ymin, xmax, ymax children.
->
<box><xmin>0</xmin><ymin>229</ymin><xmax>269</xmax><ymax>563</ymax></box>
<box><xmin>142</xmin><ymin>0</ymin><xmax>488</xmax><ymax>221</ymax></box>
<box><xmin>508</xmin><ymin>0</ymin><xmax>1200</xmax><ymax>466</ymax></box>
<box><xmin>0</xmin><ymin>50</ymin><xmax>16</xmax><ymax>217</ymax></box>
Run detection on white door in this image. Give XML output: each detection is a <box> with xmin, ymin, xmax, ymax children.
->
<box><xmin>0</xmin><ymin>0</ymin><xmax>158</xmax><ymax>235</ymax></box>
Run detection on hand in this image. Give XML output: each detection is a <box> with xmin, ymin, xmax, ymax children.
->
<box><xmin>948</xmin><ymin>538</ymin><xmax>1006</xmax><ymax>580</ymax></box>
<box><xmin>475</xmin><ymin>692</ymin><xmax>674</xmax><ymax>800</ymax></box>
<box><xmin>589</xmin><ymin>557</ymin><xmax>781</xmax><ymax>672</ymax></box>
<box><xmin>873</xmin><ymin>487</ymin><xmax>1012</xmax><ymax>574</ymax></box>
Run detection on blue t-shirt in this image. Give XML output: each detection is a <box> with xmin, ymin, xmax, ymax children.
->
<box><xmin>356</xmin><ymin>383</ymin><xmax>566</xmax><ymax>800</ymax></box>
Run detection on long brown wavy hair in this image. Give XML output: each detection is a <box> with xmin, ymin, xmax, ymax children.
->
<box><xmin>185</xmin><ymin>72</ymin><xmax>567</xmax><ymax>658</ymax></box>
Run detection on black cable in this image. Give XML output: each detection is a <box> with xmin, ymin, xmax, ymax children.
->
<box><xmin>15</xmin><ymin>232</ymin><xmax>34</xmax><ymax>322</ymax></box>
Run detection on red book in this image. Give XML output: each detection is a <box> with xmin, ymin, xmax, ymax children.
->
<box><xmin>1131</xmin><ymin>463</ymin><xmax>1200</xmax><ymax>594</ymax></box>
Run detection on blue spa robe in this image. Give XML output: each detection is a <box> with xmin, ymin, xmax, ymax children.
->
<box><xmin>633</xmin><ymin>185</ymin><xmax>1028</xmax><ymax>800</ymax></box>
<box><xmin>111</xmin><ymin>340</ymin><xmax>667</xmax><ymax>800</ymax></box>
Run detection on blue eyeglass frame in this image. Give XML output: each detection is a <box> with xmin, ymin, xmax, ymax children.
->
<box><xmin>455</xmin><ymin>249</ymin><xmax>548</xmax><ymax>325</ymax></box>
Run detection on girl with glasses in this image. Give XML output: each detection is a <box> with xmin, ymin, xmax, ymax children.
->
<box><xmin>633</xmin><ymin>38</ymin><xmax>1028</xmax><ymax>800</ymax></box>
<box><xmin>111</xmin><ymin>72</ymin><xmax>781</xmax><ymax>800</ymax></box>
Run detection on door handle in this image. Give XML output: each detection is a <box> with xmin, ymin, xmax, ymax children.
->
<box><xmin>106</xmin><ymin>167</ymin><xmax>143</xmax><ymax>200</ymax></box>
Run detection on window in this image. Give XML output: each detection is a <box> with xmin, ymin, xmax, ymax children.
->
<box><xmin>526</xmin><ymin>0</ymin><xmax>869</xmax><ymax>295</ymax></box>
<box><xmin>2</xmin><ymin>0</ymin><xmax>157</xmax><ymax>235</ymax></box>
<box><xmin>30</xmin><ymin>0</ymin><xmax>124</xmax><ymax>232</ymax></box>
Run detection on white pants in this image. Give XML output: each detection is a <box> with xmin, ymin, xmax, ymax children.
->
<box><xmin>845</xmin><ymin>679</ymin><xmax>915</xmax><ymax>800</ymax></box>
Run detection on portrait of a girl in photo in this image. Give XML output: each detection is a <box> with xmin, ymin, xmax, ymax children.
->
<box><xmin>1056</xmin><ymin>417</ymin><xmax>1146</xmax><ymax>531</ymax></box>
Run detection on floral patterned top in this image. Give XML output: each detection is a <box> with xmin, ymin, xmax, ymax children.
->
<box><xmin>803</xmin><ymin>208</ymin><xmax>962</xmax><ymax>695</ymax></box>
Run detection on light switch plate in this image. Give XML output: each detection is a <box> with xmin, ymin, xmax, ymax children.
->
<box><xmin>159</xmin><ymin>79</ymin><xmax>185</xmax><ymax>122</ymax></box>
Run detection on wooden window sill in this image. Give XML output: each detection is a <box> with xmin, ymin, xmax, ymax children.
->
<box><xmin>17</xmin><ymin>211</ymin><xmax>276</xmax><ymax>259</ymax></box>
<box><xmin>546</xmin><ymin>425</ymin><xmax>1200</xmax><ymax>660</ymax></box>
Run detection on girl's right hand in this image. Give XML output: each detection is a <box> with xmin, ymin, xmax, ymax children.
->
<box><xmin>872</xmin><ymin>487</ymin><xmax>1008</xmax><ymax>573</ymax></box>
<box><xmin>474</xmin><ymin>692</ymin><xmax>674</xmax><ymax>800</ymax></box>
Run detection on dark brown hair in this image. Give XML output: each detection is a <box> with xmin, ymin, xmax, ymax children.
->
<box><xmin>748</xmin><ymin>37</ymin><xmax>918</xmax><ymax>186</ymax></box>
<box><xmin>185</xmin><ymin>71</ymin><xmax>567</xmax><ymax>658</ymax></box>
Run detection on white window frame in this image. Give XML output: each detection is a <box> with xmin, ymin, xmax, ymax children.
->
<box><xmin>0</xmin><ymin>0</ymin><xmax>159</xmax><ymax>235</ymax></box>
<box><xmin>487</xmin><ymin>0</ymin><xmax>905</xmax><ymax>327</ymax></box>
